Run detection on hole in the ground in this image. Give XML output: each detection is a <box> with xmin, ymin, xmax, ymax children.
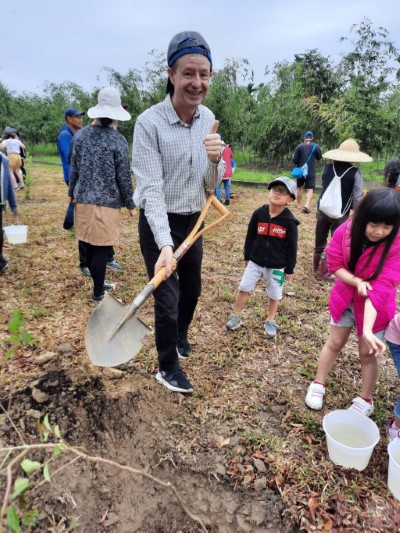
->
<box><xmin>1</xmin><ymin>370</ymin><xmax>286</xmax><ymax>532</ymax></box>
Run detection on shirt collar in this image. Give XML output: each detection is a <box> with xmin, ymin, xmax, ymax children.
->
<box><xmin>164</xmin><ymin>94</ymin><xmax>201</xmax><ymax>125</ymax></box>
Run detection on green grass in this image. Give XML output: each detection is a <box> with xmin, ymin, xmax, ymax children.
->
<box><xmin>32</xmin><ymin>155</ymin><xmax>61</xmax><ymax>164</ymax></box>
<box><xmin>232</xmin><ymin>151</ymin><xmax>387</xmax><ymax>184</ymax></box>
<box><xmin>233</xmin><ymin>167</ymin><xmax>276</xmax><ymax>183</ymax></box>
<box><xmin>30</xmin><ymin>143</ymin><xmax>58</xmax><ymax>157</ymax></box>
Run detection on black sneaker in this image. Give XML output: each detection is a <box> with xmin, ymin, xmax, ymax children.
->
<box><xmin>92</xmin><ymin>293</ymin><xmax>105</xmax><ymax>302</ymax></box>
<box><xmin>176</xmin><ymin>338</ymin><xmax>192</xmax><ymax>360</ymax></box>
<box><xmin>156</xmin><ymin>367</ymin><xmax>193</xmax><ymax>393</ymax></box>
<box><xmin>0</xmin><ymin>260</ymin><xmax>8</xmax><ymax>274</ymax></box>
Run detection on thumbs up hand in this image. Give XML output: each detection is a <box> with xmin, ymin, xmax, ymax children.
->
<box><xmin>204</xmin><ymin>120</ymin><xmax>222</xmax><ymax>164</ymax></box>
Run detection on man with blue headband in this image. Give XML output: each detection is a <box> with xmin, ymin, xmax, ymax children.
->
<box><xmin>133</xmin><ymin>31</ymin><xmax>224</xmax><ymax>393</ymax></box>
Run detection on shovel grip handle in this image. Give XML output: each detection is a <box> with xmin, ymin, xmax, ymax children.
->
<box><xmin>147</xmin><ymin>195</ymin><xmax>228</xmax><ymax>289</ymax></box>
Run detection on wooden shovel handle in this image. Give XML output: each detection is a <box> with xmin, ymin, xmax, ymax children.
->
<box><xmin>150</xmin><ymin>194</ymin><xmax>229</xmax><ymax>290</ymax></box>
<box><xmin>109</xmin><ymin>195</ymin><xmax>229</xmax><ymax>338</ymax></box>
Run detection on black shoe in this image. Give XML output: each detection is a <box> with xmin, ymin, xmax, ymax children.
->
<box><xmin>177</xmin><ymin>338</ymin><xmax>192</xmax><ymax>360</ymax></box>
<box><xmin>92</xmin><ymin>293</ymin><xmax>105</xmax><ymax>302</ymax></box>
<box><xmin>0</xmin><ymin>260</ymin><xmax>8</xmax><ymax>273</ymax></box>
<box><xmin>224</xmin><ymin>200</ymin><xmax>230</xmax><ymax>206</ymax></box>
<box><xmin>156</xmin><ymin>367</ymin><xmax>193</xmax><ymax>393</ymax></box>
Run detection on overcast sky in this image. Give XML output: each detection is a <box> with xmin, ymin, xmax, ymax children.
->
<box><xmin>3</xmin><ymin>0</ymin><xmax>399</xmax><ymax>95</ymax></box>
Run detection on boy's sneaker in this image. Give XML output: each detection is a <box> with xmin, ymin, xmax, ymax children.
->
<box><xmin>81</xmin><ymin>267</ymin><xmax>91</xmax><ymax>277</ymax></box>
<box><xmin>92</xmin><ymin>293</ymin><xmax>105</xmax><ymax>302</ymax></box>
<box><xmin>265</xmin><ymin>321</ymin><xmax>278</xmax><ymax>338</ymax></box>
<box><xmin>387</xmin><ymin>419</ymin><xmax>400</xmax><ymax>442</ymax></box>
<box><xmin>305</xmin><ymin>382</ymin><xmax>326</xmax><ymax>410</ymax></box>
<box><xmin>348</xmin><ymin>396</ymin><xmax>374</xmax><ymax>417</ymax></box>
<box><xmin>107</xmin><ymin>260</ymin><xmax>122</xmax><ymax>271</ymax></box>
<box><xmin>103</xmin><ymin>280</ymin><xmax>116</xmax><ymax>291</ymax></box>
<box><xmin>156</xmin><ymin>367</ymin><xmax>193</xmax><ymax>393</ymax></box>
<box><xmin>177</xmin><ymin>338</ymin><xmax>192</xmax><ymax>360</ymax></box>
<box><xmin>226</xmin><ymin>314</ymin><xmax>242</xmax><ymax>331</ymax></box>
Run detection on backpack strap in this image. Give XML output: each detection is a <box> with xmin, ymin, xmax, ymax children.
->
<box><xmin>332</xmin><ymin>162</ymin><xmax>355</xmax><ymax>179</ymax></box>
<box><xmin>332</xmin><ymin>162</ymin><xmax>356</xmax><ymax>216</ymax></box>
<box><xmin>306</xmin><ymin>143</ymin><xmax>317</xmax><ymax>163</ymax></box>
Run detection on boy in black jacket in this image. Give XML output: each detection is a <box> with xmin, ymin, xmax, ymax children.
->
<box><xmin>226</xmin><ymin>177</ymin><xmax>299</xmax><ymax>337</ymax></box>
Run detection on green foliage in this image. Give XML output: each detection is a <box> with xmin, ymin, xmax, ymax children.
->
<box><xmin>30</xmin><ymin>143</ymin><xmax>59</xmax><ymax>156</ymax></box>
<box><xmin>0</xmin><ymin>20</ymin><xmax>399</xmax><ymax>161</ymax></box>
<box><xmin>5</xmin><ymin>310</ymin><xmax>35</xmax><ymax>359</ymax></box>
<box><xmin>206</xmin><ymin>58</ymin><xmax>255</xmax><ymax>150</ymax></box>
<box><xmin>4</xmin><ymin>416</ymin><xmax>63</xmax><ymax>531</ymax></box>
<box><xmin>6</xmin><ymin>505</ymin><xmax>20</xmax><ymax>532</ymax></box>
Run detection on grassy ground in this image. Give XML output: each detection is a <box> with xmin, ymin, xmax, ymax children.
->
<box><xmin>1</xmin><ymin>164</ymin><xmax>400</xmax><ymax>531</ymax></box>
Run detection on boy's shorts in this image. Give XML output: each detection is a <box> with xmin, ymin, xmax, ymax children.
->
<box><xmin>238</xmin><ymin>260</ymin><xmax>285</xmax><ymax>301</ymax></box>
<box><xmin>330</xmin><ymin>303</ymin><xmax>385</xmax><ymax>340</ymax></box>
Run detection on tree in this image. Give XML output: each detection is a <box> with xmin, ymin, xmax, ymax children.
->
<box><xmin>206</xmin><ymin>59</ymin><xmax>255</xmax><ymax>151</ymax></box>
<box><xmin>0</xmin><ymin>82</ymin><xmax>14</xmax><ymax>130</ymax></box>
<box><xmin>294</xmin><ymin>49</ymin><xmax>339</xmax><ymax>102</ymax></box>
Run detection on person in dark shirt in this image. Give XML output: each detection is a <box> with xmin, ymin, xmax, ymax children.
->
<box><xmin>225</xmin><ymin>177</ymin><xmax>299</xmax><ymax>338</ymax></box>
<box><xmin>384</xmin><ymin>159</ymin><xmax>400</xmax><ymax>190</ymax></box>
<box><xmin>292</xmin><ymin>130</ymin><xmax>322</xmax><ymax>213</ymax></box>
<box><xmin>313</xmin><ymin>139</ymin><xmax>369</xmax><ymax>280</ymax></box>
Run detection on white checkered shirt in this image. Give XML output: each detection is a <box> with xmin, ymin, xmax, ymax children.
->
<box><xmin>132</xmin><ymin>95</ymin><xmax>225</xmax><ymax>249</ymax></box>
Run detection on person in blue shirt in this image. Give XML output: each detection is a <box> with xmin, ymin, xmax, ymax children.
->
<box><xmin>58</xmin><ymin>108</ymin><xmax>84</xmax><ymax>185</ymax></box>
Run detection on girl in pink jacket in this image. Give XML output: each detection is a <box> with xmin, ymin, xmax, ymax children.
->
<box><xmin>305</xmin><ymin>188</ymin><xmax>400</xmax><ymax>415</ymax></box>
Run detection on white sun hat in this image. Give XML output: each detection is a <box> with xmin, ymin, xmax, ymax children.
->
<box><xmin>87</xmin><ymin>87</ymin><xmax>131</xmax><ymax>121</ymax></box>
<box><xmin>323</xmin><ymin>139</ymin><xmax>373</xmax><ymax>163</ymax></box>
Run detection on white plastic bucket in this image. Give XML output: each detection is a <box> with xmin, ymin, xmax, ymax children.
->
<box><xmin>388</xmin><ymin>438</ymin><xmax>400</xmax><ymax>500</ymax></box>
<box><xmin>323</xmin><ymin>409</ymin><xmax>380</xmax><ymax>471</ymax></box>
<box><xmin>3</xmin><ymin>225</ymin><xmax>28</xmax><ymax>244</ymax></box>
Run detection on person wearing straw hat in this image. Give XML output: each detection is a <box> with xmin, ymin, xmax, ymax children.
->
<box><xmin>313</xmin><ymin>139</ymin><xmax>371</xmax><ymax>281</ymax></box>
<box><xmin>68</xmin><ymin>87</ymin><xmax>135</xmax><ymax>302</ymax></box>
<box><xmin>133</xmin><ymin>31</ymin><xmax>224</xmax><ymax>394</ymax></box>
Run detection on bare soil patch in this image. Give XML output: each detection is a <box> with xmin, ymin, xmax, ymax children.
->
<box><xmin>1</xmin><ymin>165</ymin><xmax>399</xmax><ymax>531</ymax></box>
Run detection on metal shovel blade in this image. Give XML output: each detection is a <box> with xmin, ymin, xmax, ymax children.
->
<box><xmin>85</xmin><ymin>292</ymin><xmax>152</xmax><ymax>367</ymax></box>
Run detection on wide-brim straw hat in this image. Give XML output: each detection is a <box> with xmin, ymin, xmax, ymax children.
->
<box><xmin>87</xmin><ymin>87</ymin><xmax>131</xmax><ymax>121</ymax></box>
<box><xmin>323</xmin><ymin>138</ymin><xmax>373</xmax><ymax>163</ymax></box>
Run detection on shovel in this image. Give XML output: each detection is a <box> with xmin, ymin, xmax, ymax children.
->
<box><xmin>86</xmin><ymin>194</ymin><xmax>229</xmax><ymax>367</ymax></box>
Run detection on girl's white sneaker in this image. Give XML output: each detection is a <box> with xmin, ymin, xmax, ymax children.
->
<box><xmin>348</xmin><ymin>396</ymin><xmax>374</xmax><ymax>417</ymax></box>
<box><xmin>305</xmin><ymin>382</ymin><xmax>326</xmax><ymax>410</ymax></box>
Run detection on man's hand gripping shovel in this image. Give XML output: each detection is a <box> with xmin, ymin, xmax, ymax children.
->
<box><xmin>85</xmin><ymin>192</ymin><xmax>229</xmax><ymax>367</ymax></box>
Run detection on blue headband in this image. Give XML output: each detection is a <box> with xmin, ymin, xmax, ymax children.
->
<box><xmin>168</xmin><ymin>47</ymin><xmax>212</xmax><ymax>68</ymax></box>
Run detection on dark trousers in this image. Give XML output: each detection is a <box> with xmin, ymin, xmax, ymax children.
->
<box><xmin>314</xmin><ymin>209</ymin><xmax>349</xmax><ymax>254</ymax></box>
<box><xmin>79</xmin><ymin>241</ymin><xmax>115</xmax><ymax>269</ymax></box>
<box><xmin>64</xmin><ymin>203</ymin><xmax>114</xmax><ymax>268</ymax></box>
<box><xmin>0</xmin><ymin>206</ymin><xmax>6</xmax><ymax>268</ymax></box>
<box><xmin>138</xmin><ymin>210</ymin><xmax>203</xmax><ymax>372</ymax></box>
<box><xmin>81</xmin><ymin>242</ymin><xmax>113</xmax><ymax>297</ymax></box>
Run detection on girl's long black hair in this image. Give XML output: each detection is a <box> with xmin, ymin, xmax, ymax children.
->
<box><xmin>348</xmin><ymin>188</ymin><xmax>400</xmax><ymax>281</ymax></box>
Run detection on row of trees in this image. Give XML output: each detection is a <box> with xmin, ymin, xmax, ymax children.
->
<box><xmin>1</xmin><ymin>19</ymin><xmax>399</xmax><ymax>163</ymax></box>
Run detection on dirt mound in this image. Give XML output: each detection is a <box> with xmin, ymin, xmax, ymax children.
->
<box><xmin>1</xmin><ymin>368</ymin><xmax>284</xmax><ymax>532</ymax></box>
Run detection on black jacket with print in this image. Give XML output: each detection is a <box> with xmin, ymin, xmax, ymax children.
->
<box><xmin>243</xmin><ymin>205</ymin><xmax>300</xmax><ymax>274</ymax></box>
